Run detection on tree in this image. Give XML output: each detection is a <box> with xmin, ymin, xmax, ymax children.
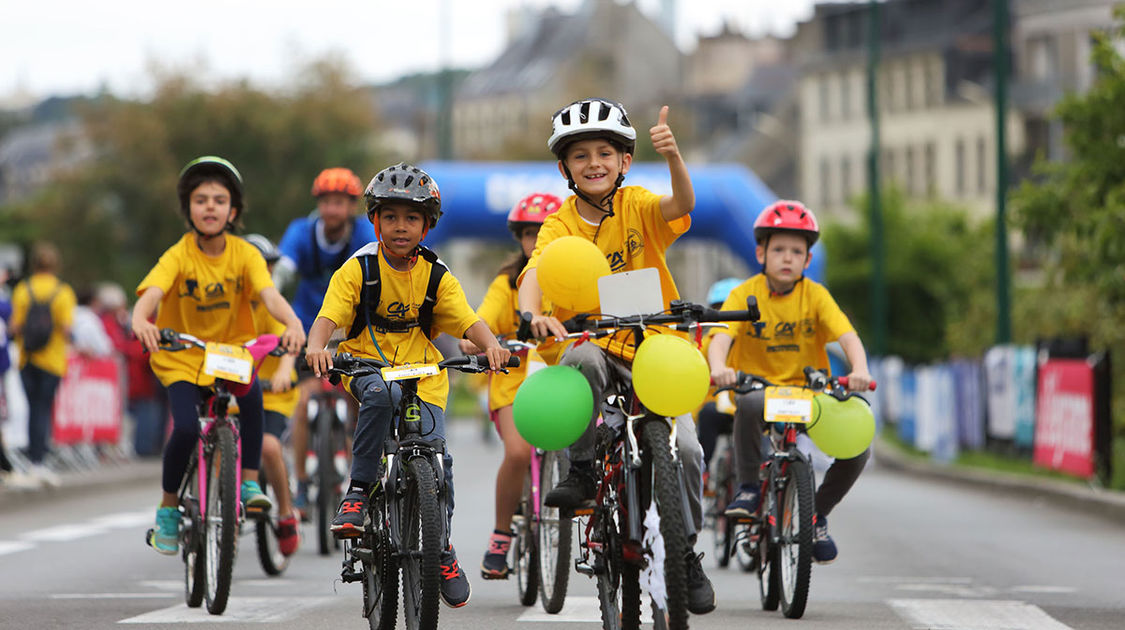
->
<box><xmin>0</xmin><ymin>57</ymin><xmax>386</xmax><ymax>289</ymax></box>
<box><xmin>824</xmin><ymin>189</ymin><xmax>995</xmax><ymax>363</ymax></box>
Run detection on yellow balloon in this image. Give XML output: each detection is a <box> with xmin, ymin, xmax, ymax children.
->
<box><xmin>807</xmin><ymin>394</ymin><xmax>875</xmax><ymax>459</ymax></box>
<box><xmin>632</xmin><ymin>334</ymin><xmax>710</xmax><ymax>417</ymax></box>
<box><xmin>537</xmin><ymin>236</ymin><xmax>610</xmax><ymax>312</ymax></box>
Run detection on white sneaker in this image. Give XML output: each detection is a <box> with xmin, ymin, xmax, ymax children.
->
<box><xmin>30</xmin><ymin>464</ymin><xmax>61</xmax><ymax>488</ymax></box>
<box><xmin>3</xmin><ymin>470</ymin><xmax>43</xmax><ymax>491</ymax></box>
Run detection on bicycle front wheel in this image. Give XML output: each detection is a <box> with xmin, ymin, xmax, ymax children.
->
<box><xmin>316</xmin><ymin>404</ymin><xmax>343</xmax><ymax>556</ymax></box>
<box><xmin>778</xmin><ymin>458</ymin><xmax>813</xmax><ymax>619</ymax></box>
<box><xmin>204</xmin><ymin>424</ymin><xmax>238</xmax><ymax>615</ymax></box>
<box><xmin>639</xmin><ymin>420</ymin><xmax>690</xmax><ymax>630</ymax></box>
<box><xmin>255</xmin><ymin>470</ymin><xmax>290</xmax><ymax>576</ymax></box>
<box><xmin>400</xmin><ymin>457</ymin><xmax>442</xmax><ymax>630</ymax></box>
<box><xmin>536</xmin><ymin>450</ymin><xmax>571</xmax><ymax>613</ymax></box>
<box><xmin>183</xmin><ymin>455</ymin><xmax>205</xmax><ymax>608</ymax></box>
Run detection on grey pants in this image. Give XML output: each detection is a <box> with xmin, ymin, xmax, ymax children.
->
<box><xmin>734</xmin><ymin>389</ymin><xmax>868</xmax><ymax>518</ymax></box>
<box><xmin>560</xmin><ymin>342</ymin><xmax>705</xmax><ymax>532</ymax></box>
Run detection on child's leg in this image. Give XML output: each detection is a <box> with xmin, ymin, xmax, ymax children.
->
<box><xmin>732</xmin><ymin>390</ymin><xmax>767</xmax><ymax>487</ymax></box>
<box><xmin>261</xmin><ymin>410</ymin><xmax>294</xmax><ymax>517</ymax></box>
<box><xmin>349</xmin><ymin>373</ymin><xmax>399</xmax><ymax>486</ymax></box>
<box><xmin>492</xmin><ymin>405</ymin><xmax>531</xmax><ymax>531</ymax></box>
<box><xmin>815</xmin><ymin>448</ymin><xmax>870</xmax><ymax>517</ymax></box>
<box><xmin>162</xmin><ymin>382</ymin><xmax>205</xmax><ymax>505</ymax></box>
<box><xmin>234</xmin><ymin>380</ymin><xmax>265</xmax><ymax>479</ymax></box>
<box><xmin>696</xmin><ymin>401</ymin><xmax>722</xmax><ymax>470</ymax></box>
<box><xmin>673</xmin><ymin>412</ymin><xmax>706</xmax><ymax>533</ymax></box>
<box><xmin>558</xmin><ymin>342</ymin><xmax>618</xmax><ymax>463</ymax></box>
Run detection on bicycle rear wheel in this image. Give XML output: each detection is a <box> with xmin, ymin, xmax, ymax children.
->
<box><xmin>401</xmin><ymin>457</ymin><xmax>442</xmax><ymax>630</ymax></box>
<box><xmin>778</xmin><ymin>458</ymin><xmax>813</xmax><ymax>619</ymax></box>
<box><xmin>204</xmin><ymin>424</ymin><xmax>238</xmax><ymax>615</ymax></box>
<box><xmin>256</xmin><ymin>470</ymin><xmax>290</xmax><ymax>576</ymax></box>
<box><xmin>361</xmin><ymin>522</ymin><xmax>398</xmax><ymax>630</ymax></box>
<box><xmin>515</xmin><ymin>471</ymin><xmax>538</xmax><ymax>606</ymax></box>
<box><xmin>639</xmin><ymin>420</ymin><xmax>690</xmax><ymax>630</ymax></box>
<box><xmin>316</xmin><ymin>404</ymin><xmax>343</xmax><ymax>556</ymax></box>
<box><xmin>536</xmin><ymin>450</ymin><xmax>572</xmax><ymax>613</ymax></box>
<box><xmin>594</xmin><ymin>509</ymin><xmax>640</xmax><ymax>630</ymax></box>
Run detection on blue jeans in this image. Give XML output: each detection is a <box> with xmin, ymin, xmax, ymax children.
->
<box><xmin>349</xmin><ymin>372</ymin><xmax>454</xmax><ymax>524</ymax></box>
<box><xmin>20</xmin><ymin>364</ymin><xmax>60</xmax><ymax>464</ymax></box>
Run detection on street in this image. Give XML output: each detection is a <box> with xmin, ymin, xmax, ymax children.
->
<box><xmin>1</xmin><ymin>420</ymin><xmax>1122</xmax><ymax>630</ymax></box>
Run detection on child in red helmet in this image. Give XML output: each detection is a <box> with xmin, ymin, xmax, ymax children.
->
<box><xmin>707</xmin><ymin>200</ymin><xmax>873</xmax><ymax>565</ymax></box>
<box><xmin>460</xmin><ymin>192</ymin><xmax>562</xmax><ymax>579</ymax></box>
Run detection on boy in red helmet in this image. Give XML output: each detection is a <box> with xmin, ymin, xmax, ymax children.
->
<box><xmin>460</xmin><ymin>192</ymin><xmax>561</xmax><ymax>579</ymax></box>
<box><xmin>707</xmin><ymin>200</ymin><xmax>873</xmax><ymax>565</ymax></box>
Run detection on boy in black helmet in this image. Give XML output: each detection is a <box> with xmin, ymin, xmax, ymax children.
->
<box><xmin>305</xmin><ymin>162</ymin><xmax>511</xmax><ymax>608</ymax></box>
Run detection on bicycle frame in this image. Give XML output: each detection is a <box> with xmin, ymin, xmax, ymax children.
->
<box><xmin>188</xmin><ymin>387</ymin><xmax>243</xmax><ymax>523</ymax></box>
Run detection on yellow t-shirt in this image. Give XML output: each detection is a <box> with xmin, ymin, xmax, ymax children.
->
<box><xmin>11</xmin><ymin>273</ymin><xmax>77</xmax><ymax>376</ymax></box>
<box><xmin>476</xmin><ymin>273</ymin><xmax>548</xmax><ymax>410</ymax></box>
<box><xmin>720</xmin><ymin>275</ymin><xmax>855</xmax><ymax>386</ymax></box>
<box><xmin>316</xmin><ymin>244</ymin><xmax>481</xmax><ymax>409</ymax></box>
<box><xmin>252</xmin><ymin>301</ymin><xmax>299</xmax><ymax>416</ymax></box>
<box><xmin>519</xmin><ymin>186</ymin><xmax>690</xmax><ymax>363</ymax></box>
<box><xmin>137</xmin><ymin>233</ymin><xmax>274</xmax><ymax>387</ymax></box>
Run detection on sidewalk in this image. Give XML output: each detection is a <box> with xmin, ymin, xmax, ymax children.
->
<box><xmin>0</xmin><ymin>457</ymin><xmax>162</xmax><ymax>510</ymax></box>
<box><xmin>873</xmin><ymin>435</ymin><xmax>1125</xmax><ymax>525</ymax></box>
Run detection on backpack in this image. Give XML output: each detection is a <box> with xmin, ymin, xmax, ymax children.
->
<box><xmin>20</xmin><ymin>281</ymin><xmax>61</xmax><ymax>354</ymax></box>
<box><xmin>345</xmin><ymin>245</ymin><xmax>448</xmax><ymax>342</ymax></box>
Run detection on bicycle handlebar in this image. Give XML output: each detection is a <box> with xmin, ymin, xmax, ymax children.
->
<box><xmin>324</xmin><ymin>352</ymin><xmax>521</xmax><ymax>384</ymax></box>
<box><xmin>716</xmin><ymin>368</ymin><xmax>875</xmax><ymax>400</ymax></box>
<box><xmin>158</xmin><ymin>328</ymin><xmax>287</xmax><ymax>357</ymax></box>
<box><xmin>516</xmin><ymin>297</ymin><xmax>761</xmax><ymax>341</ymax></box>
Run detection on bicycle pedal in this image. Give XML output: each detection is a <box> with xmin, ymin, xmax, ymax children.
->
<box><xmin>575</xmin><ymin>561</ymin><xmax>596</xmax><ymax>577</ymax></box>
<box><xmin>351</xmin><ymin>546</ymin><xmax>374</xmax><ymax>563</ymax></box>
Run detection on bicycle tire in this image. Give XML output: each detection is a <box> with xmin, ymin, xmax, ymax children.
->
<box><xmin>316</xmin><ymin>404</ymin><xmax>341</xmax><ymax>556</ymax></box>
<box><xmin>712</xmin><ymin>449</ymin><xmax>734</xmax><ymax>569</ymax></box>
<box><xmin>255</xmin><ymin>471</ymin><xmax>290</xmax><ymax>576</ymax></box>
<box><xmin>536</xmin><ymin>450</ymin><xmax>572</xmax><ymax>613</ymax></box>
<box><xmin>362</xmin><ymin>524</ymin><xmax>399</xmax><ymax>630</ymax></box>
<box><xmin>759</xmin><ymin>539</ymin><xmax>780</xmax><ymax>611</ymax></box>
<box><xmin>778</xmin><ymin>458</ymin><xmax>813</xmax><ymax>619</ymax></box>
<box><xmin>183</xmin><ymin>455</ymin><xmax>205</xmax><ymax>608</ymax></box>
<box><xmin>639</xmin><ymin>420</ymin><xmax>690</xmax><ymax>630</ymax></box>
<box><xmin>204</xmin><ymin>424</ymin><xmax>238</xmax><ymax>615</ymax></box>
<box><xmin>595</xmin><ymin>509</ymin><xmax>640</xmax><ymax>630</ymax></box>
<box><xmin>515</xmin><ymin>471</ymin><xmax>539</xmax><ymax>607</ymax></box>
<box><xmin>401</xmin><ymin>457</ymin><xmax>442</xmax><ymax>630</ymax></box>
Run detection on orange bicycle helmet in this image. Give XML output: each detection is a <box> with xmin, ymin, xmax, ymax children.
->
<box><xmin>312</xmin><ymin>167</ymin><xmax>363</xmax><ymax>198</ymax></box>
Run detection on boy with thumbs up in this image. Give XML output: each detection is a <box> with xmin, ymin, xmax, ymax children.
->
<box><xmin>518</xmin><ymin>98</ymin><xmax>716</xmax><ymax>615</ymax></box>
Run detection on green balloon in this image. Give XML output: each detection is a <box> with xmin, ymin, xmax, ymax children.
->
<box><xmin>513</xmin><ymin>365</ymin><xmax>594</xmax><ymax>451</ymax></box>
<box><xmin>807</xmin><ymin>394</ymin><xmax>875</xmax><ymax>459</ymax></box>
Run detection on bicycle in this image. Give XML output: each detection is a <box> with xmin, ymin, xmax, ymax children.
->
<box><xmin>254</xmin><ymin>378</ymin><xmax>299</xmax><ymax>577</ymax></box>
<box><xmin>305</xmin><ymin>376</ymin><xmax>351</xmax><ymax>556</ymax></box>
<box><xmin>145</xmin><ymin>329</ymin><xmax>281</xmax><ymax>614</ymax></box>
<box><xmin>497</xmin><ymin>335</ymin><xmax>573</xmax><ymax>614</ymax></box>
<box><xmin>536</xmin><ymin>298</ymin><xmax>758</xmax><ymax>630</ymax></box>
<box><xmin>717</xmin><ymin>367</ymin><xmax>875</xmax><ymax>619</ymax></box>
<box><xmin>326</xmin><ymin>352</ymin><xmax>519</xmax><ymax>630</ymax></box>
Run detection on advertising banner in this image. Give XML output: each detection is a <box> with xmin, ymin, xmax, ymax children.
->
<box><xmin>1033</xmin><ymin>358</ymin><xmax>1095</xmax><ymax>478</ymax></box>
<box><xmin>53</xmin><ymin>354</ymin><xmax>122</xmax><ymax>445</ymax></box>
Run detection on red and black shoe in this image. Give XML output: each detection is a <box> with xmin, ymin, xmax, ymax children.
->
<box><xmin>330</xmin><ymin>491</ymin><xmax>367</xmax><ymax>539</ymax></box>
<box><xmin>480</xmin><ymin>530</ymin><xmax>512</xmax><ymax>579</ymax></box>
<box><xmin>440</xmin><ymin>545</ymin><xmax>472</xmax><ymax>608</ymax></box>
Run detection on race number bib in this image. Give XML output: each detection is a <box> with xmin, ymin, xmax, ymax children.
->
<box><xmin>763</xmin><ymin>386</ymin><xmax>815</xmax><ymax>424</ymax></box>
<box><xmin>203</xmin><ymin>342</ymin><xmax>254</xmax><ymax>384</ymax></box>
<box><xmin>382</xmin><ymin>363</ymin><xmax>440</xmax><ymax>382</ymax></box>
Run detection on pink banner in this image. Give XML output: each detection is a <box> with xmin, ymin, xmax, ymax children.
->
<box><xmin>1033</xmin><ymin>359</ymin><xmax>1095</xmax><ymax>478</ymax></box>
<box><xmin>53</xmin><ymin>354</ymin><xmax>123</xmax><ymax>445</ymax></box>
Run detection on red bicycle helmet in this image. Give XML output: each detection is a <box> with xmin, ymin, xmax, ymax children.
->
<box><xmin>507</xmin><ymin>192</ymin><xmax>562</xmax><ymax>235</ymax></box>
<box><xmin>312</xmin><ymin>167</ymin><xmax>363</xmax><ymax>198</ymax></box>
<box><xmin>753</xmin><ymin>200</ymin><xmax>820</xmax><ymax>246</ymax></box>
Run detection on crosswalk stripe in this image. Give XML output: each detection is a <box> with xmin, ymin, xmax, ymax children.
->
<box><xmin>119</xmin><ymin>597</ymin><xmax>334</xmax><ymax>624</ymax></box>
<box><xmin>889</xmin><ymin>599</ymin><xmax>1074</xmax><ymax>630</ymax></box>
<box><xmin>52</xmin><ymin>593</ymin><xmax>175</xmax><ymax>599</ymax></box>
<box><xmin>517</xmin><ymin>595</ymin><xmax>662</xmax><ymax>624</ymax></box>
<box><xmin>0</xmin><ymin>541</ymin><xmax>36</xmax><ymax>556</ymax></box>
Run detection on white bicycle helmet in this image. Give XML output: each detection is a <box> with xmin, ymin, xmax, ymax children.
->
<box><xmin>547</xmin><ymin>98</ymin><xmax>637</xmax><ymax>158</ymax></box>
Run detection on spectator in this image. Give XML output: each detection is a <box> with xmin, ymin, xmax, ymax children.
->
<box><xmin>10</xmin><ymin>243</ymin><xmax>76</xmax><ymax>486</ymax></box>
<box><xmin>71</xmin><ymin>286</ymin><xmax>114</xmax><ymax>358</ymax></box>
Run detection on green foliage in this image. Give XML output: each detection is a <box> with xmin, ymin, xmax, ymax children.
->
<box><xmin>1</xmin><ymin>57</ymin><xmax>385</xmax><ymax>290</ymax></box>
<box><xmin>824</xmin><ymin>188</ymin><xmax>995</xmax><ymax>363</ymax></box>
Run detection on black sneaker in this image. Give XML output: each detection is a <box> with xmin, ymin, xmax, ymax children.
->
<box><xmin>330</xmin><ymin>491</ymin><xmax>367</xmax><ymax>539</ymax></box>
<box><xmin>480</xmin><ymin>531</ymin><xmax>511</xmax><ymax>579</ymax></box>
<box><xmin>440</xmin><ymin>545</ymin><xmax>472</xmax><ymax>608</ymax></box>
<box><xmin>685</xmin><ymin>551</ymin><xmax>716</xmax><ymax>614</ymax></box>
<box><xmin>543</xmin><ymin>465</ymin><xmax>597</xmax><ymax>509</ymax></box>
<box><xmin>812</xmin><ymin>514</ymin><xmax>838</xmax><ymax>564</ymax></box>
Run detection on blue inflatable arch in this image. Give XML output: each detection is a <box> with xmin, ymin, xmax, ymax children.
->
<box><xmin>418</xmin><ymin>161</ymin><xmax>824</xmax><ymax>283</ymax></box>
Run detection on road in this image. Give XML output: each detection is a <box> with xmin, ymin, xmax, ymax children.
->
<box><xmin>1</xmin><ymin>420</ymin><xmax>1122</xmax><ymax>630</ymax></box>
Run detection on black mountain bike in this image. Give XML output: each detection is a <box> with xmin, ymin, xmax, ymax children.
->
<box><xmin>307</xmin><ymin>377</ymin><xmax>351</xmax><ymax>556</ymax></box>
<box><xmin>535</xmin><ymin>298</ymin><xmax>757</xmax><ymax>630</ymax></box>
<box><xmin>327</xmin><ymin>352</ymin><xmax>519</xmax><ymax>630</ymax></box>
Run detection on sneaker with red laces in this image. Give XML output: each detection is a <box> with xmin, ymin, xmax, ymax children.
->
<box><xmin>331</xmin><ymin>491</ymin><xmax>367</xmax><ymax>538</ymax></box>
<box><xmin>480</xmin><ymin>530</ymin><xmax>511</xmax><ymax>579</ymax></box>
<box><xmin>440</xmin><ymin>545</ymin><xmax>472</xmax><ymax>608</ymax></box>
<box><xmin>277</xmin><ymin>515</ymin><xmax>300</xmax><ymax>556</ymax></box>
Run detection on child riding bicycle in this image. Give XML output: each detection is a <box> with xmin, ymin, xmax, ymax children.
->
<box><xmin>132</xmin><ymin>156</ymin><xmax>306</xmax><ymax>555</ymax></box>
<box><xmin>706</xmin><ymin>200</ymin><xmax>873</xmax><ymax>565</ymax></box>
<box><xmin>458</xmin><ymin>191</ymin><xmax>561</xmax><ymax>579</ymax></box>
<box><xmin>517</xmin><ymin>97</ymin><xmax>716</xmax><ymax>615</ymax></box>
<box><xmin>304</xmin><ymin>162</ymin><xmax>511</xmax><ymax>609</ymax></box>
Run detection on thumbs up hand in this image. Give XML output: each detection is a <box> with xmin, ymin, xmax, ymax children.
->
<box><xmin>649</xmin><ymin>105</ymin><xmax>680</xmax><ymax>160</ymax></box>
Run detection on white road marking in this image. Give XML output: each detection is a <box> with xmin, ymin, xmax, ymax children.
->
<box><xmin>1010</xmin><ymin>585</ymin><xmax>1078</xmax><ymax>594</ymax></box>
<box><xmin>518</xmin><ymin>595</ymin><xmax>661</xmax><ymax>624</ymax></box>
<box><xmin>889</xmin><ymin>599</ymin><xmax>1074</xmax><ymax>630</ymax></box>
<box><xmin>894</xmin><ymin>583</ymin><xmax>998</xmax><ymax>597</ymax></box>
<box><xmin>0</xmin><ymin>541</ymin><xmax>36</xmax><ymax>556</ymax></box>
<box><xmin>118</xmin><ymin>597</ymin><xmax>333</xmax><ymax>624</ymax></box>
<box><xmin>21</xmin><ymin>524</ymin><xmax>108</xmax><ymax>542</ymax></box>
<box><xmin>52</xmin><ymin>593</ymin><xmax>175</xmax><ymax>599</ymax></box>
<box><xmin>859</xmin><ymin>576</ymin><xmax>975</xmax><ymax>584</ymax></box>
<box><xmin>138</xmin><ymin>580</ymin><xmax>182</xmax><ymax>591</ymax></box>
<box><xmin>90</xmin><ymin>511</ymin><xmax>153</xmax><ymax>528</ymax></box>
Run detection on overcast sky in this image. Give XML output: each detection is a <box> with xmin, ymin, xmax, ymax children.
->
<box><xmin>2</xmin><ymin>0</ymin><xmax>816</xmax><ymax>100</ymax></box>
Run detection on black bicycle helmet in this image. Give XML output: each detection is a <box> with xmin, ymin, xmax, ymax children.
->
<box><xmin>177</xmin><ymin>155</ymin><xmax>244</xmax><ymax>215</ymax></box>
<box><xmin>363</xmin><ymin>162</ymin><xmax>442</xmax><ymax>228</ymax></box>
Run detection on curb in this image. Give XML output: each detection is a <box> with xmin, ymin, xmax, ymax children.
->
<box><xmin>873</xmin><ymin>435</ymin><xmax>1125</xmax><ymax>525</ymax></box>
<box><xmin>0</xmin><ymin>459</ymin><xmax>163</xmax><ymax>510</ymax></box>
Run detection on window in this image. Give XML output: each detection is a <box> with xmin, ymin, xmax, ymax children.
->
<box><xmin>841</xmin><ymin>73</ymin><xmax>851</xmax><ymax>119</ymax></box>
<box><xmin>955</xmin><ymin>138</ymin><xmax>965</xmax><ymax>196</ymax></box>
<box><xmin>924</xmin><ymin>142</ymin><xmax>936</xmax><ymax>196</ymax></box>
<box><xmin>905</xmin><ymin>63</ymin><xmax>915</xmax><ymax>110</ymax></box>
<box><xmin>883</xmin><ymin>148</ymin><xmax>896</xmax><ymax>186</ymax></box>
<box><xmin>819</xmin><ymin>75</ymin><xmax>830</xmax><ymax>122</ymax></box>
<box><xmin>820</xmin><ymin>157</ymin><xmax>832</xmax><ymax>207</ymax></box>
<box><xmin>841</xmin><ymin>155</ymin><xmax>852</xmax><ymax>202</ymax></box>
<box><xmin>905</xmin><ymin>145</ymin><xmax>916</xmax><ymax>195</ymax></box>
<box><xmin>977</xmin><ymin>136</ymin><xmax>988</xmax><ymax>194</ymax></box>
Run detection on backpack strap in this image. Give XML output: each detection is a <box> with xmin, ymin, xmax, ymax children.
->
<box><xmin>416</xmin><ymin>246</ymin><xmax>448</xmax><ymax>340</ymax></box>
<box><xmin>345</xmin><ymin>245</ymin><xmax>447</xmax><ymax>341</ymax></box>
